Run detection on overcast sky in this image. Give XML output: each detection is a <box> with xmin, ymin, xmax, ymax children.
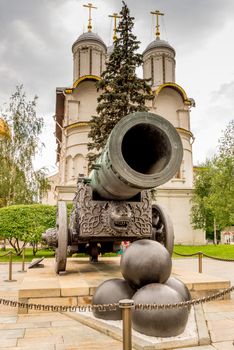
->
<box><xmin>1</xmin><ymin>0</ymin><xmax>234</xmax><ymax>171</ymax></box>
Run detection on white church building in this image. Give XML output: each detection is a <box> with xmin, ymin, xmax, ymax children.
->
<box><xmin>44</xmin><ymin>10</ymin><xmax>205</xmax><ymax>245</ymax></box>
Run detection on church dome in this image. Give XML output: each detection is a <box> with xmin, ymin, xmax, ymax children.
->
<box><xmin>72</xmin><ymin>32</ymin><xmax>107</xmax><ymax>52</ymax></box>
<box><xmin>143</xmin><ymin>38</ymin><xmax>175</xmax><ymax>56</ymax></box>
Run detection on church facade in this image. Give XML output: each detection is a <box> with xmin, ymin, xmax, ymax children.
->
<box><xmin>44</xmin><ymin>19</ymin><xmax>205</xmax><ymax>245</ymax></box>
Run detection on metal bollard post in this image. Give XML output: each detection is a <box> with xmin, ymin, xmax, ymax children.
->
<box><xmin>4</xmin><ymin>251</ymin><xmax>17</xmax><ymax>282</ymax></box>
<box><xmin>198</xmin><ymin>252</ymin><xmax>203</xmax><ymax>273</ymax></box>
<box><xmin>119</xmin><ymin>299</ymin><xmax>134</xmax><ymax>350</ymax></box>
<box><xmin>18</xmin><ymin>248</ymin><xmax>26</xmax><ymax>273</ymax></box>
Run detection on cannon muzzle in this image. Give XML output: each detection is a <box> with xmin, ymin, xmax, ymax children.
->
<box><xmin>90</xmin><ymin>111</ymin><xmax>183</xmax><ymax>200</ymax></box>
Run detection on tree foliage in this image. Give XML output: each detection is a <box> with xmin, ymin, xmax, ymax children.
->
<box><xmin>191</xmin><ymin>120</ymin><xmax>234</xmax><ymax>237</ymax></box>
<box><xmin>88</xmin><ymin>1</ymin><xmax>152</xmax><ymax>163</ymax></box>
<box><xmin>0</xmin><ymin>85</ymin><xmax>50</xmax><ymax>207</ymax></box>
<box><xmin>0</xmin><ymin>204</ymin><xmax>56</xmax><ymax>255</ymax></box>
<box><xmin>218</xmin><ymin>119</ymin><xmax>234</xmax><ymax>158</ymax></box>
<box><xmin>191</xmin><ymin>161</ymin><xmax>215</xmax><ymax>235</ymax></box>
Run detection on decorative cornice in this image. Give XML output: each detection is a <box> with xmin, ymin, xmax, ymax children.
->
<box><xmin>65</xmin><ymin>89</ymin><xmax>73</xmax><ymax>94</ymax></box>
<box><xmin>65</xmin><ymin>121</ymin><xmax>92</xmax><ymax>131</ymax></box>
<box><xmin>176</xmin><ymin>127</ymin><xmax>194</xmax><ymax>138</ymax></box>
<box><xmin>155</xmin><ymin>83</ymin><xmax>191</xmax><ymax>105</ymax></box>
<box><xmin>73</xmin><ymin>75</ymin><xmax>101</xmax><ymax>88</ymax></box>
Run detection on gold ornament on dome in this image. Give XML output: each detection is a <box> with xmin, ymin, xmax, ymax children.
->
<box><xmin>150</xmin><ymin>10</ymin><xmax>164</xmax><ymax>39</ymax></box>
<box><xmin>83</xmin><ymin>3</ymin><xmax>97</xmax><ymax>32</ymax></box>
<box><xmin>108</xmin><ymin>13</ymin><xmax>121</xmax><ymax>42</ymax></box>
<box><xmin>0</xmin><ymin>118</ymin><xmax>11</xmax><ymax>140</ymax></box>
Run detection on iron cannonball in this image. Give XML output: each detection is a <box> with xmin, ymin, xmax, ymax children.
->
<box><xmin>92</xmin><ymin>278</ymin><xmax>136</xmax><ymax>320</ymax></box>
<box><xmin>120</xmin><ymin>239</ymin><xmax>172</xmax><ymax>288</ymax></box>
<box><xmin>132</xmin><ymin>283</ymin><xmax>190</xmax><ymax>337</ymax></box>
<box><xmin>165</xmin><ymin>277</ymin><xmax>191</xmax><ymax>308</ymax></box>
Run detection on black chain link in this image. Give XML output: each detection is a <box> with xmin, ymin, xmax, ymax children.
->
<box><xmin>1</xmin><ymin>286</ymin><xmax>233</xmax><ymax>313</ymax></box>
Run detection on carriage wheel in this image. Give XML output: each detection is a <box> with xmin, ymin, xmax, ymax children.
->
<box><xmin>151</xmin><ymin>204</ymin><xmax>174</xmax><ymax>256</ymax></box>
<box><xmin>55</xmin><ymin>201</ymin><xmax>68</xmax><ymax>274</ymax></box>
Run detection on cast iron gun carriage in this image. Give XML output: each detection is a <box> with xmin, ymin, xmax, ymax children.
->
<box><xmin>43</xmin><ymin>111</ymin><xmax>183</xmax><ymax>273</ymax></box>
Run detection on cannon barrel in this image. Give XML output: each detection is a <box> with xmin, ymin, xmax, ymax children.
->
<box><xmin>90</xmin><ymin>111</ymin><xmax>183</xmax><ymax>200</ymax></box>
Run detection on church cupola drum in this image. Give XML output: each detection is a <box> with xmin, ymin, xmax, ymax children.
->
<box><xmin>143</xmin><ymin>10</ymin><xmax>176</xmax><ymax>87</ymax></box>
<box><xmin>72</xmin><ymin>3</ymin><xmax>107</xmax><ymax>85</ymax></box>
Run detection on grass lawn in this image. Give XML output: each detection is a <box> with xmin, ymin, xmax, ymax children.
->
<box><xmin>173</xmin><ymin>244</ymin><xmax>234</xmax><ymax>259</ymax></box>
<box><xmin>0</xmin><ymin>248</ymin><xmax>55</xmax><ymax>262</ymax></box>
<box><xmin>0</xmin><ymin>244</ymin><xmax>233</xmax><ymax>263</ymax></box>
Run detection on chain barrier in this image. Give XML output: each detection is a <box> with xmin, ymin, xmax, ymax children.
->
<box><xmin>0</xmin><ymin>285</ymin><xmax>233</xmax><ymax>313</ymax></box>
<box><xmin>173</xmin><ymin>250</ymin><xmax>234</xmax><ymax>262</ymax></box>
<box><xmin>201</xmin><ymin>252</ymin><xmax>234</xmax><ymax>262</ymax></box>
<box><xmin>0</xmin><ymin>250</ymin><xmax>19</xmax><ymax>258</ymax></box>
<box><xmin>0</xmin><ymin>249</ymin><xmax>27</xmax><ymax>280</ymax></box>
<box><xmin>173</xmin><ymin>251</ymin><xmax>199</xmax><ymax>257</ymax></box>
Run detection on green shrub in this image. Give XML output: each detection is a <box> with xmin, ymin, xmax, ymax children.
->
<box><xmin>0</xmin><ymin>204</ymin><xmax>56</xmax><ymax>255</ymax></box>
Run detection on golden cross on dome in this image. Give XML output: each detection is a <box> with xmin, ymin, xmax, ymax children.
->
<box><xmin>109</xmin><ymin>13</ymin><xmax>122</xmax><ymax>41</ymax></box>
<box><xmin>150</xmin><ymin>10</ymin><xmax>164</xmax><ymax>39</ymax></box>
<box><xmin>83</xmin><ymin>3</ymin><xmax>97</xmax><ymax>32</ymax></box>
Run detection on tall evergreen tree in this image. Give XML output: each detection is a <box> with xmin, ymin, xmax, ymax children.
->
<box><xmin>88</xmin><ymin>1</ymin><xmax>153</xmax><ymax>163</ymax></box>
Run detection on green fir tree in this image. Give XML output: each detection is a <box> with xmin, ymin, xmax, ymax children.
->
<box><xmin>88</xmin><ymin>1</ymin><xmax>153</xmax><ymax>164</ymax></box>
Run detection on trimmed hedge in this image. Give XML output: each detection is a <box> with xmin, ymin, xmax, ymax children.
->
<box><xmin>0</xmin><ymin>204</ymin><xmax>57</xmax><ymax>253</ymax></box>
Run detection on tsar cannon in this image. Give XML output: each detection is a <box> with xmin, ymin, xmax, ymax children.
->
<box><xmin>43</xmin><ymin>111</ymin><xmax>183</xmax><ymax>273</ymax></box>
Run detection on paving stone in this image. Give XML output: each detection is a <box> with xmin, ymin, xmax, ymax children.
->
<box><xmin>210</xmin><ymin>327</ymin><xmax>234</xmax><ymax>343</ymax></box>
<box><xmin>0</xmin><ymin>329</ymin><xmax>25</xmax><ymax>339</ymax></box>
<box><xmin>205</xmin><ymin>311</ymin><xmax>234</xmax><ymax>321</ymax></box>
<box><xmin>0</xmin><ymin>339</ymin><xmax>18</xmax><ymax>348</ymax></box>
<box><xmin>51</xmin><ymin>320</ymin><xmax>81</xmax><ymax>327</ymax></box>
<box><xmin>203</xmin><ymin>300</ymin><xmax>234</xmax><ymax>312</ymax></box>
<box><xmin>0</xmin><ymin>322</ymin><xmax>51</xmax><ymax>329</ymax></box>
<box><xmin>17</xmin><ymin>313</ymin><xmax>66</xmax><ymax>323</ymax></box>
<box><xmin>0</xmin><ymin>345</ymin><xmax>55</xmax><ymax>350</ymax></box>
<box><xmin>24</xmin><ymin>327</ymin><xmax>53</xmax><ymax>337</ymax></box>
<box><xmin>178</xmin><ymin>346</ymin><xmax>215</xmax><ymax>350</ymax></box>
<box><xmin>17</xmin><ymin>335</ymin><xmax>63</xmax><ymax>346</ymax></box>
<box><xmin>207</xmin><ymin>318</ymin><xmax>234</xmax><ymax>330</ymax></box>
<box><xmin>19</xmin><ymin>278</ymin><xmax>60</xmax><ymax>298</ymax></box>
<box><xmin>0</xmin><ymin>315</ymin><xmax>17</xmax><ymax>324</ymax></box>
<box><xmin>212</xmin><ymin>341</ymin><xmax>234</xmax><ymax>350</ymax></box>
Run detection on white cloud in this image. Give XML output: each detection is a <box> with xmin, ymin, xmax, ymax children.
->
<box><xmin>1</xmin><ymin>0</ymin><xmax>234</xmax><ymax>168</ymax></box>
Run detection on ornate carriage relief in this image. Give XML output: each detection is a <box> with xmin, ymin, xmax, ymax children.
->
<box><xmin>73</xmin><ymin>184</ymin><xmax>152</xmax><ymax>238</ymax></box>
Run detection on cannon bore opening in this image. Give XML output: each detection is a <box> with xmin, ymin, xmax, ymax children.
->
<box><xmin>121</xmin><ymin>123</ymin><xmax>172</xmax><ymax>175</ymax></box>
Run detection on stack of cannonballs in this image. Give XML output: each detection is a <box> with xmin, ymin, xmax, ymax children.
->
<box><xmin>92</xmin><ymin>239</ymin><xmax>191</xmax><ymax>337</ymax></box>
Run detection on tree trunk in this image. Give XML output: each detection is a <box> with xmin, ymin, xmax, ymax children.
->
<box><xmin>213</xmin><ymin>218</ymin><xmax>217</xmax><ymax>245</ymax></box>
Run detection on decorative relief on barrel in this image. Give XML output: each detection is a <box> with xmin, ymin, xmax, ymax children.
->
<box><xmin>73</xmin><ymin>183</ymin><xmax>152</xmax><ymax>238</ymax></box>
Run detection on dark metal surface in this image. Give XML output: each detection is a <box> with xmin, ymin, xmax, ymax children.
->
<box><xmin>120</xmin><ymin>239</ymin><xmax>172</xmax><ymax>288</ymax></box>
<box><xmin>92</xmin><ymin>279</ymin><xmax>136</xmax><ymax>320</ymax></box>
<box><xmin>44</xmin><ymin>111</ymin><xmax>183</xmax><ymax>272</ymax></box>
<box><xmin>42</xmin><ymin>228</ymin><xmax>58</xmax><ymax>247</ymax></box>
<box><xmin>132</xmin><ymin>283</ymin><xmax>189</xmax><ymax>337</ymax></box>
<box><xmin>70</xmin><ymin>184</ymin><xmax>152</xmax><ymax>240</ymax></box>
<box><xmin>90</xmin><ymin>112</ymin><xmax>183</xmax><ymax>200</ymax></box>
<box><xmin>28</xmin><ymin>257</ymin><xmax>45</xmax><ymax>269</ymax></box>
<box><xmin>151</xmin><ymin>204</ymin><xmax>174</xmax><ymax>255</ymax></box>
<box><xmin>55</xmin><ymin>201</ymin><xmax>68</xmax><ymax>274</ymax></box>
<box><xmin>165</xmin><ymin>277</ymin><xmax>191</xmax><ymax>310</ymax></box>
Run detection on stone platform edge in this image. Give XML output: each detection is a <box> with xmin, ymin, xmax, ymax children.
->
<box><xmin>64</xmin><ymin>304</ymin><xmax>211</xmax><ymax>350</ymax></box>
<box><xmin>18</xmin><ymin>258</ymin><xmax>231</xmax><ymax>314</ymax></box>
